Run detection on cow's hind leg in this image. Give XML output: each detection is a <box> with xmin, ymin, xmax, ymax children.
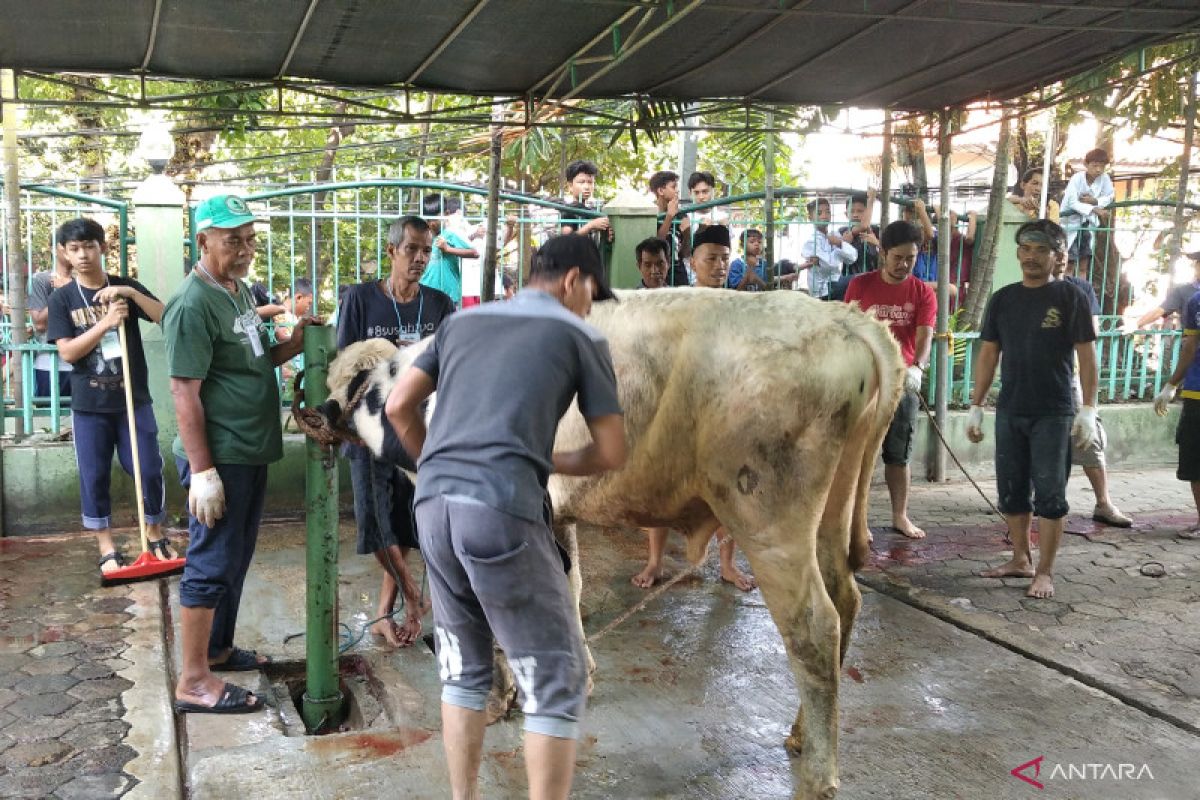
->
<box><xmin>742</xmin><ymin>542</ymin><xmax>842</xmax><ymax>799</ymax></box>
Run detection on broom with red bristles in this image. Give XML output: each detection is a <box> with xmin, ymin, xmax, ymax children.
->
<box><xmin>101</xmin><ymin>322</ymin><xmax>186</xmax><ymax>585</ymax></box>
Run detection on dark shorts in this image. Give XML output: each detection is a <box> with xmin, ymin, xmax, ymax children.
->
<box><xmin>881</xmin><ymin>390</ymin><xmax>919</xmax><ymax>466</ymax></box>
<box><xmin>416</xmin><ymin>495</ymin><xmax>587</xmax><ymax>740</ymax></box>
<box><xmin>349</xmin><ymin>453</ymin><xmax>418</xmax><ymax>554</ymax></box>
<box><xmin>994</xmin><ymin>412</ymin><xmax>1073</xmax><ymax>519</ymax></box>
<box><xmin>1176</xmin><ymin>398</ymin><xmax>1200</xmax><ymax>482</ymax></box>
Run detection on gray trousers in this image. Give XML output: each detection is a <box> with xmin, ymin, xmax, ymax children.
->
<box><xmin>416</xmin><ymin>494</ymin><xmax>587</xmax><ymax>739</ymax></box>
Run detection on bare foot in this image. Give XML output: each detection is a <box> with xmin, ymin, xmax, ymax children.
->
<box><xmin>631</xmin><ymin>563</ymin><xmax>664</xmax><ymax>588</ymax></box>
<box><xmin>980</xmin><ymin>559</ymin><xmax>1034</xmax><ymax>579</ymax></box>
<box><xmin>721</xmin><ymin>564</ymin><xmax>757</xmax><ymax>592</ymax></box>
<box><xmin>370</xmin><ymin>618</ymin><xmax>404</xmax><ymax>648</ymax></box>
<box><xmin>1026</xmin><ymin>574</ymin><xmax>1054</xmax><ymax>599</ymax></box>
<box><xmin>891</xmin><ymin>516</ymin><xmax>926</xmax><ymax>539</ymax></box>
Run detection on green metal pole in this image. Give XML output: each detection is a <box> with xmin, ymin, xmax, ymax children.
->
<box><xmin>300</xmin><ymin>323</ymin><xmax>344</xmax><ymax>733</ymax></box>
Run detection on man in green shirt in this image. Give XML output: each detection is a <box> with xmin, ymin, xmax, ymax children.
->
<box><xmin>165</xmin><ymin>194</ymin><xmax>316</xmax><ymax>714</ymax></box>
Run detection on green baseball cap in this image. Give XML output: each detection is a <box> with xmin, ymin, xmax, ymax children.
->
<box><xmin>194</xmin><ymin>194</ymin><xmax>259</xmax><ymax>232</ymax></box>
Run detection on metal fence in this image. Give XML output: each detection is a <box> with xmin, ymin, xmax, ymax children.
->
<box><xmin>2</xmin><ymin>178</ymin><xmax>1193</xmax><ymax>435</ymax></box>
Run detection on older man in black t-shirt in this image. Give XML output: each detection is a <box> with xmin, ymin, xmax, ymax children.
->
<box><xmin>967</xmin><ymin>220</ymin><xmax>1099</xmax><ymax>600</ymax></box>
<box><xmin>337</xmin><ymin>214</ymin><xmax>455</xmax><ymax>648</ymax></box>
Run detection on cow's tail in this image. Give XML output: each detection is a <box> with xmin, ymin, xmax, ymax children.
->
<box><xmin>848</xmin><ymin>314</ymin><xmax>905</xmax><ymax>571</ymax></box>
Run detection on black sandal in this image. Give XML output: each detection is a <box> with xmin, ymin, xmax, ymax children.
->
<box><xmin>174</xmin><ymin>682</ymin><xmax>264</xmax><ymax>715</ymax></box>
<box><xmin>211</xmin><ymin>647</ymin><xmax>271</xmax><ymax>672</ymax></box>
<box><xmin>148</xmin><ymin>538</ymin><xmax>176</xmax><ymax>560</ymax></box>
<box><xmin>97</xmin><ymin>551</ymin><xmax>127</xmax><ymax>575</ymax></box>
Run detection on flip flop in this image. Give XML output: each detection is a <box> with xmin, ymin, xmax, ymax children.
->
<box><xmin>211</xmin><ymin>647</ymin><xmax>271</xmax><ymax>672</ymax></box>
<box><xmin>174</xmin><ymin>682</ymin><xmax>263</xmax><ymax>715</ymax></box>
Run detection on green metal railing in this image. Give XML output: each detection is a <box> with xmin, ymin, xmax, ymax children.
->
<box><xmin>929</xmin><ymin>319</ymin><xmax>1183</xmax><ymax>409</ymax></box>
<box><xmin>5</xmin><ymin>177</ymin><xmax>1196</xmax><ymax>434</ymax></box>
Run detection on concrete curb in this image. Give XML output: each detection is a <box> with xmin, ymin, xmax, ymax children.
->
<box><xmin>117</xmin><ymin>582</ymin><xmax>182</xmax><ymax>799</ymax></box>
<box><xmin>857</xmin><ymin>570</ymin><xmax>1200</xmax><ymax>736</ymax></box>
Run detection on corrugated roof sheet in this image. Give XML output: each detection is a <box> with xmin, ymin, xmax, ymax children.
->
<box><xmin>1</xmin><ymin>0</ymin><xmax>1196</xmax><ymax>110</ymax></box>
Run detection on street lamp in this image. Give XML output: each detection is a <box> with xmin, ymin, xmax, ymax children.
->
<box><xmin>136</xmin><ymin>120</ymin><xmax>175</xmax><ymax>174</ymax></box>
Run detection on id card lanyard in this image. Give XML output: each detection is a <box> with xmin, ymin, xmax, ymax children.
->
<box><xmin>78</xmin><ymin>276</ymin><xmax>124</xmax><ymax>362</ymax></box>
<box><xmin>196</xmin><ymin>265</ymin><xmax>265</xmax><ymax>358</ymax></box>
<box><xmin>388</xmin><ymin>281</ymin><xmax>423</xmax><ymax>344</ymax></box>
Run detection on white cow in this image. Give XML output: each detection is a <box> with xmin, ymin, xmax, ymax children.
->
<box><xmin>320</xmin><ymin>288</ymin><xmax>903</xmax><ymax>799</ymax></box>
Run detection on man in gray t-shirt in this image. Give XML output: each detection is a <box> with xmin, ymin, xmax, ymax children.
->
<box><xmin>385</xmin><ymin>234</ymin><xmax>625</xmax><ymax>800</ymax></box>
<box><xmin>27</xmin><ymin>251</ymin><xmax>74</xmax><ymax>398</ymax></box>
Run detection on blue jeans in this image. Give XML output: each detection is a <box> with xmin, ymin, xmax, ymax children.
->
<box><xmin>176</xmin><ymin>458</ymin><xmax>268</xmax><ymax>660</ymax></box>
<box><xmin>34</xmin><ymin>369</ymin><xmax>71</xmax><ymax>399</ymax></box>
<box><xmin>994</xmin><ymin>412</ymin><xmax>1073</xmax><ymax>520</ymax></box>
<box><xmin>72</xmin><ymin>406</ymin><xmax>165</xmax><ymax>529</ymax></box>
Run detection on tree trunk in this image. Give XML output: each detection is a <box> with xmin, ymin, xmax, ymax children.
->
<box><xmin>3</xmin><ymin>70</ymin><xmax>27</xmax><ymax>436</ymax></box>
<box><xmin>963</xmin><ymin>110</ymin><xmax>1012</xmax><ymax>329</ymax></box>
<box><xmin>307</xmin><ymin>103</ymin><xmax>354</xmax><ymax>310</ymax></box>
<box><xmin>895</xmin><ymin>118</ymin><xmax>928</xmax><ymax>197</ymax></box>
<box><xmin>1169</xmin><ymin>69</ymin><xmax>1197</xmax><ymax>285</ymax></box>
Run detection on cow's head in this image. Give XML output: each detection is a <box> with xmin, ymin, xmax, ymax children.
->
<box><xmin>318</xmin><ymin>337</ymin><xmax>435</xmax><ymax>469</ymax></box>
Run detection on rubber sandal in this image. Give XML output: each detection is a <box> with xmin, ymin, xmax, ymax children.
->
<box><xmin>147</xmin><ymin>538</ymin><xmax>176</xmax><ymax>560</ymax></box>
<box><xmin>211</xmin><ymin>647</ymin><xmax>271</xmax><ymax>672</ymax></box>
<box><xmin>174</xmin><ymin>682</ymin><xmax>264</xmax><ymax>715</ymax></box>
<box><xmin>97</xmin><ymin>551</ymin><xmax>127</xmax><ymax>575</ymax></box>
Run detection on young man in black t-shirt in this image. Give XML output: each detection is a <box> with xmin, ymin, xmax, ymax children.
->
<box><xmin>559</xmin><ymin>160</ymin><xmax>611</xmax><ymax>242</ymax></box>
<box><xmin>46</xmin><ymin>218</ymin><xmax>173</xmax><ymax>576</ymax></box>
<box><xmin>336</xmin><ymin>215</ymin><xmax>454</xmax><ymax>648</ymax></box>
<box><xmin>650</xmin><ymin>170</ymin><xmax>692</xmax><ymax>288</ymax></box>
<box><xmin>829</xmin><ymin>190</ymin><xmax>880</xmax><ymax>301</ymax></box>
<box><xmin>966</xmin><ymin>220</ymin><xmax>1099</xmax><ymax>600</ymax></box>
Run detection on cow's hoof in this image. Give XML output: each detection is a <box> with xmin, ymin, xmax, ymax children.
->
<box><xmin>784</xmin><ymin>724</ymin><xmax>804</xmax><ymax>756</ymax></box>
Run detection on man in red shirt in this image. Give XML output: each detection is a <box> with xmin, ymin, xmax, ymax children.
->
<box><xmin>844</xmin><ymin>220</ymin><xmax>937</xmax><ymax>539</ymax></box>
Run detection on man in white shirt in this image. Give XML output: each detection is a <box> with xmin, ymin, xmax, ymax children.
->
<box><xmin>1060</xmin><ymin>148</ymin><xmax>1115</xmax><ymax>266</ymax></box>
<box><xmin>799</xmin><ymin>197</ymin><xmax>857</xmax><ymax>300</ymax></box>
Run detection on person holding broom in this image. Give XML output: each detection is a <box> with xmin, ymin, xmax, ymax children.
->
<box><xmin>165</xmin><ymin>195</ymin><xmax>316</xmax><ymax>714</ymax></box>
<box><xmin>47</xmin><ymin>217</ymin><xmax>174</xmax><ymax>577</ymax></box>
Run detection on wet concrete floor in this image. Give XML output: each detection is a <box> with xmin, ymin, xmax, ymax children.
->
<box><xmin>175</xmin><ymin>520</ymin><xmax>1200</xmax><ymax>799</ymax></box>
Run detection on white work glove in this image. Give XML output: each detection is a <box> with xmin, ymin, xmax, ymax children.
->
<box><xmin>189</xmin><ymin>467</ymin><xmax>226</xmax><ymax>529</ymax></box>
<box><xmin>1154</xmin><ymin>383</ymin><xmax>1178</xmax><ymax>417</ymax></box>
<box><xmin>904</xmin><ymin>365</ymin><xmax>924</xmax><ymax>394</ymax></box>
<box><xmin>966</xmin><ymin>405</ymin><xmax>985</xmax><ymax>443</ymax></box>
<box><xmin>1072</xmin><ymin>405</ymin><xmax>1099</xmax><ymax>450</ymax></box>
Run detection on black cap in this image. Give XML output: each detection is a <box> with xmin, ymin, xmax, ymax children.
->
<box><xmin>534</xmin><ymin>235</ymin><xmax>616</xmax><ymax>302</ymax></box>
<box><xmin>692</xmin><ymin>224</ymin><xmax>731</xmax><ymax>249</ymax></box>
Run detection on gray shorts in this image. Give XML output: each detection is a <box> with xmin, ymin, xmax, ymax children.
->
<box><xmin>415</xmin><ymin>494</ymin><xmax>587</xmax><ymax>740</ymax></box>
<box><xmin>881</xmin><ymin>390</ymin><xmax>919</xmax><ymax>466</ymax></box>
<box><xmin>349</xmin><ymin>453</ymin><xmax>418</xmax><ymax>554</ymax></box>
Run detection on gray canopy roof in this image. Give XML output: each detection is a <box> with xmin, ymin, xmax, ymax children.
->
<box><xmin>2</xmin><ymin>0</ymin><xmax>1197</xmax><ymax>110</ymax></box>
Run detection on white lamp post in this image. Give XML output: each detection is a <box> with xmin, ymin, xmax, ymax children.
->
<box><xmin>136</xmin><ymin>119</ymin><xmax>175</xmax><ymax>175</ymax></box>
